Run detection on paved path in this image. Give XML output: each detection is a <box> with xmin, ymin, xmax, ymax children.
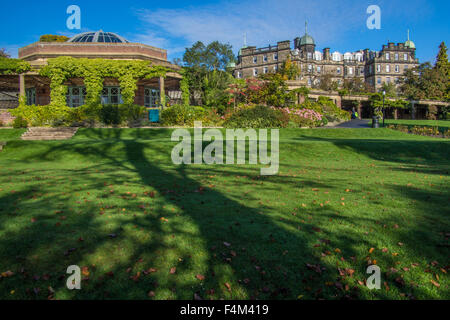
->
<box><xmin>325</xmin><ymin>119</ymin><xmax>370</xmax><ymax>129</ymax></box>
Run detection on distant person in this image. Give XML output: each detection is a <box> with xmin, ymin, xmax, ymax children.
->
<box><xmin>351</xmin><ymin>108</ymin><xmax>357</xmax><ymax>119</ymax></box>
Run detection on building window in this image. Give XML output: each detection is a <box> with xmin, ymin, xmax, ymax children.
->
<box><xmin>385</xmin><ymin>53</ymin><xmax>390</xmax><ymax>60</ymax></box>
<box><xmin>101</xmin><ymin>87</ymin><xmax>123</xmax><ymax>105</ymax></box>
<box><xmin>377</xmin><ymin>64</ymin><xmax>381</xmax><ymax>72</ymax></box>
<box><xmin>404</xmin><ymin>65</ymin><xmax>408</xmax><ymax>71</ymax></box>
<box><xmin>307</xmin><ymin>52</ymin><xmax>312</xmax><ymax>59</ymax></box>
<box><xmin>395</xmin><ymin>53</ymin><xmax>399</xmax><ymax>61</ymax></box>
<box><xmin>348</xmin><ymin>67</ymin><xmax>353</xmax><ymax>75</ymax></box>
<box><xmin>263</xmin><ymin>55</ymin><xmax>268</xmax><ymax>62</ymax></box>
<box><xmin>144</xmin><ymin>88</ymin><xmax>160</xmax><ymax>108</ymax></box>
<box><xmin>336</xmin><ymin>67</ymin><xmax>341</xmax><ymax>74</ymax></box>
<box><xmin>307</xmin><ymin>78</ymin><xmax>312</xmax><ymax>86</ymax></box>
<box><xmin>253</xmin><ymin>68</ymin><xmax>258</xmax><ymax>76</ymax></box>
<box><xmin>237</xmin><ymin>71</ymin><xmax>242</xmax><ymax>78</ymax></box>
<box><xmin>317</xmin><ymin>66</ymin><xmax>321</xmax><ymax>73</ymax></box>
<box><xmin>253</xmin><ymin>57</ymin><xmax>257</xmax><ymax>64</ymax></box>
<box><xmin>377</xmin><ymin>77</ymin><xmax>381</xmax><ymax>84</ymax></box>
<box><xmin>274</xmin><ymin>65</ymin><xmax>278</xmax><ymax>72</ymax></box>
<box><xmin>67</xmin><ymin>86</ymin><xmax>87</xmax><ymax>107</ymax></box>
<box><xmin>386</xmin><ymin>65</ymin><xmax>390</xmax><ymax>73</ymax></box>
<box><xmin>404</xmin><ymin>53</ymin><xmax>408</xmax><ymax>61</ymax></box>
<box><xmin>26</xmin><ymin>88</ymin><xmax>36</xmax><ymax>106</ymax></box>
<box><xmin>308</xmin><ymin>64</ymin><xmax>312</xmax><ymax>72</ymax></box>
<box><xmin>273</xmin><ymin>53</ymin><xmax>278</xmax><ymax>61</ymax></box>
<box><xmin>386</xmin><ymin>77</ymin><xmax>391</xmax><ymax>83</ymax></box>
<box><xmin>395</xmin><ymin>65</ymin><xmax>399</xmax><ymax>73</ymax></box>
<box><xmin>263</xmin><ymin>67</ymin><xmax>268</xmax><ymax>74</ymax></box>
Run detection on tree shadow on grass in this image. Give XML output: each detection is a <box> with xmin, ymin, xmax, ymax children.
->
<box><xmin>1</xmin><ymin>129</ymin><xmax>448</xmax><ymax>299</ymax></box>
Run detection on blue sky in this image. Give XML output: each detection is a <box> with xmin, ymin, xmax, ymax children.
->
<box><xmin>0</xmin><ymin>0</ymin><xmax>448</xmax><ymax>64</ymax></box>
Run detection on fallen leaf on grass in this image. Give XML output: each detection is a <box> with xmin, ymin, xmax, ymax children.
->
<box><xmin>170</xmin><ymin>267</ymin><xmax>176</xmax><ymax>274</ymax></box>
<box><xmin>196</xmin><ymin>274</ymin><xmax>205</xmax><ymax>281</ymax></box>
<box><xmin>430</xmin><ymin>280</ymin><xmax>440</xmax><ymax>288</ymax></box>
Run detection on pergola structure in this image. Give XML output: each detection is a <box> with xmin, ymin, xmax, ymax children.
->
<box><xmin>286</xmin><ymin>80</ymin><xmax>450</xmax><ymax>120</ymax></box>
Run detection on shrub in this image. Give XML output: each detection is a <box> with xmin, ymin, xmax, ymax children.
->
<box><xmin>444</xmin><ymin>130</ymin><xmax>450</xmax><ymax>138</ymax></box>
<box><xmin>100</xmin><ymin>104</ymin><xmax>121</xmax><ymax>125</ymax></box>
<box><xmin>278</xmin><ymin>107</ymin><xmax>323</xmax><ymax>128</ymax></box>
<box><xmin>223</xmin><ymin>105</ymin><xmax>289</xmax><ymax>128</ymax></box>
<box><xmin>10</xmin><ymin>104</ymin><xmax>70</xmax><ymax>127</ymax></box>
<box><xmin>12</xmin><ymin>116</ymin><xmax>28</xmax><ymax>128</ymax></box>
<box><xmin>411</xmin><ymin>126</ymin><xmax>440</xmax><ymax>136</ymax></box>
<box><xmin>317</xmin><ymin>96</ymin><xmax>350</xmax><ymax>122</ymax></box>
<box><xmin>161</xmin><ymin>105</ymin><xmax>207</xmax><ymax>126</ymax></box>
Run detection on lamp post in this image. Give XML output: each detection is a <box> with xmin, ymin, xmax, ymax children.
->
<box><xmin>382</xmin><ymin>90</ymin><xmax>386</xmax><ymax>127</ymax></box>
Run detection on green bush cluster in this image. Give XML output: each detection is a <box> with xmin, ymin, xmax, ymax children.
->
<box><xmin>11</xmin><ymin>103</ymin><xmax>146</xmax><ymax>127</ymax></box>
<box><xmin>410</xmin><ymin>126</ymin><xmax>440</xmax><ymax>136</ymax></box>
<box><xmin>223</xmin><ymin>105</ymin><xmax>289</xmax><ymax>128</ymax></box>
<box><xmin>12</xmin><ymin>116</ymin><xmax>28</xmax><ymax>128</ymax></box>
<box><xmin>387</xmin><ymin>124</ymin><xmax>448</xmax><ymax>138</ymax></box>
<box><xmin>39</xmin><ymin>35</ymin><xmax>69</xmax><ymax>42</ymax></box>
<box><xmin>161</xmin><ymin>105</ymin><xmax>208</xmax><ymax>126</ymax></box>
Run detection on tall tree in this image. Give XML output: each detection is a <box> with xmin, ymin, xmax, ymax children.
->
<box><xmin>435</xmin><ymin>42</ymin><xmax>449</xmax><ymax>76</ymax></box>
<box><xmin>182</xmin><ymin>41</ymin><xmax>236</xmax><ymax>106</ymax></box>
<box><xmin>183</xmin><ymin>41</ymin><xmax>235</xmax><ymax>71</ymax></box>
<box><xmin>400</xmin><ymin>43</ymin><xmax>449</xmax><ymax>101</ymax></box>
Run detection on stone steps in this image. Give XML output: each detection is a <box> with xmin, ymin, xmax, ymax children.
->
<box><xmin>21</xmin><ymin>127</ymin><xmax>78</xmax><ymax>141</ymax></box>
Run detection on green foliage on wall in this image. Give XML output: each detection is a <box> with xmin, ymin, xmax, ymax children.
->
<box><xmin>0</xmin><ymin>57</ymin><xmax>32</xmax><ymax>75</ymax></box>
<box><xmin>179</xmin><ymin>70</ymin><xmax>190</xmax><ymax>105</ymax></box>
<box><xmin>39</xmin><ymin>57</ymin><xmax>169</xmax><ymax>106</ymax></box>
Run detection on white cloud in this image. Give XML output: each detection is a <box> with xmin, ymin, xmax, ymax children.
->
<box><xmin>134</xmin><ymin>0</ymin><xmax>433</xmax><ymax>61</ymax></box>
<box><xmin>135</xmin><ymin>0</ymin><xmax>364</xmax><ymax>59</ymax></box>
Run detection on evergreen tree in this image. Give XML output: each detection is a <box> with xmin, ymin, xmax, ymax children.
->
<box><xmin>435</xmin><ymin>42</ymin><xmax>449</xmax><ymax>76</ymax></box>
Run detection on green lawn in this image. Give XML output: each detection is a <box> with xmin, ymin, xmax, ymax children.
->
<box><xmin>0</xmin><ymin>128</ymin><xmax>449</xmax><ymax>300</ymax></box>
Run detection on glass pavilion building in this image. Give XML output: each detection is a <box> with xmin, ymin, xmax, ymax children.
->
<box><xmin>0</xmin><ymin>30</ymin><xmax>182</xmax><ymax>111</ymax></box>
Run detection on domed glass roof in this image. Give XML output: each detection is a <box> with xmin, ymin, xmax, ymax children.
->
<box><xmin>68</xmin><ymin>31</ymin><xmax>129</xmax><ymax>43</ymax></box>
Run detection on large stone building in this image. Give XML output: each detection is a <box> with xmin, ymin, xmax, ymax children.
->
<box><xmin>0</xmin><ymin>30</ymin><xmax>182</xmax><ymax>112</ymax></box>
<box><xmin>233</xmin><ymin>26</ymin><xmax>419</xmax><ymax>92</ymax></box>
